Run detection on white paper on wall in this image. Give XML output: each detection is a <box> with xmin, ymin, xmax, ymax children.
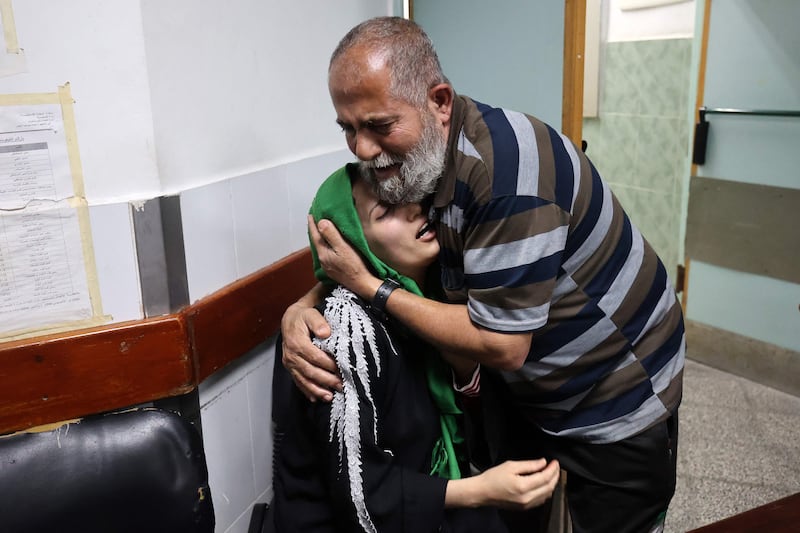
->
<box><xmin>0</xmin><ymin>201</ymin><xmax>94</xmax><ymax>334</ymax></box>
<box><xmin>0</xmin><ymin>88</ymin><xmax>104</xmax><ymax>340</ymax></box>
<box><xmin>0</xmin><ymin>104</ymin><xmax>74</xmax><ymax>210</ymax></box>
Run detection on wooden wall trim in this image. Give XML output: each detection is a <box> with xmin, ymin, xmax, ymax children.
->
<box><xmin>187</xmin><ymin>248</ymin><xmax>318</xmax><ymax>382</ymax></box>
<box><xmin>0</xmin><ymin>248</ymin><xmax>316</xmax><ymax>435</ymax></box>
<box><xmin>0</xmin><ymin>316</ymin><xmax>192</xmax><ymax>434</ymax></box>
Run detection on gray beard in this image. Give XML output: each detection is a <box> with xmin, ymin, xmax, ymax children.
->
<box><xmin>358</xmin><ymin>114</ymin><xmax>447</xmax><ymax>204</ymax></box>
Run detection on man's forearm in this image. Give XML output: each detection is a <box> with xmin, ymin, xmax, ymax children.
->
<box><xmin>306</xmin><ymin>217</ymin><xmax>531</xmax><ymax>370</ymax></box>
<box><xmin>298</xmin><ymin>281</ymin><xmax>329</xmax><ymax>308</ymax></box>
<box><xmin>384</xmin><ymin>288</ymin><xmax>531</xmax><ymax>370</ymax></box>
<box><xmin>440</xmin><ymin>350</ymin><xmax>479</xmax><ymax>386</ymax></box>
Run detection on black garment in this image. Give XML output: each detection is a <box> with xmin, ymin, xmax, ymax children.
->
<box><xmin>271</xmin><ymin>289</ymin><xmax>507</xmax><ymax>533</ymax></box>
<box><xmin>545</xmin><ymin>412</ymin><xmax>678</xmax><ymax>533</ymax></box>
<box><xmin>475</xmin><ymin>370</ymin><xmax>678</xmax><ymax>533</ymax></box>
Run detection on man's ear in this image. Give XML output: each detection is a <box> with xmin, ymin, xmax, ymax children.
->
<box><xmin>428</xmin><ymin>83</ymin><xmax>454</xmax><ymax>127</ymax></box>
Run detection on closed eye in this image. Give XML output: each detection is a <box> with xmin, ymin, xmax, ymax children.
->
<box><xmin>373</xmin><ymin>203</ymin><xmax>393</xmax><ymax>220</ymax></box>
<box><xmin>367</xmin><ymin>121</ymin><xmax>394</xmax><ymax>136</ymax></box>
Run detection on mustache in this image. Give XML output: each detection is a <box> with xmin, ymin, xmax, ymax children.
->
<box><xmin>359</xmin><ymin>152</ymin><xmax>401</xmax><ymax>169</ymax></box>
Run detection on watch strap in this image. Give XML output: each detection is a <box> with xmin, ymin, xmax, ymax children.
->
<box><xmin>371</xmin><ymin>278</ymin><xmax>401</xmax><ymax>321</ymax></box>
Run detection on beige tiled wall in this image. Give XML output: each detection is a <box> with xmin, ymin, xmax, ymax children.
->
<box><xmin>582</xmin><ymin>38</ymin><xmax>693</xmax><ymax>282</ymax></box>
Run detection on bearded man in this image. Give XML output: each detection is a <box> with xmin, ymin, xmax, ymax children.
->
<box><xmin>281</xmin><ymin>16</ymin><xmax>685</xmax><ymax>533</ymax></box>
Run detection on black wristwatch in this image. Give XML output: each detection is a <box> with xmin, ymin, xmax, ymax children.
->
<box><xmin>371</xmin><ymin>278</ymin><xmax>401</xmax><ymax>322</ymax></box>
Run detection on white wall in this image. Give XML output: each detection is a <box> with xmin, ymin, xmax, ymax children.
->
<box><xmin>607</xmin><ymin>0</ymin><xmax>695</xmax><ymax>42</ymax></box>
<box><xmin>5</xmin><ymin>1</ymin><xmax>161</xmax><ymax>203</ymax></box>
<box><xmin>140</xmin><ymin>0</ymin><xmax>383</xmax><ymax>194</ymax></box>
<box><xmin>3</xmin><ymin>2</ymin><xmax>397</xmax><ymax>532</ymax></box>
<box><xmin>5</xmin><ymin>0</ymin><xmax>391</xmax><ymax>202</ymax></box>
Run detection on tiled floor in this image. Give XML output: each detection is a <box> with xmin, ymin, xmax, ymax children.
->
<box><xmin>665</xmin><ymin>359</ymin><xmax>800</xmax><ymax>532</ymax></box>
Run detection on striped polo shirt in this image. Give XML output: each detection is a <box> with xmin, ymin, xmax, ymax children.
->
<box><xmin>433</xmin><ymin>95</ymin><xmax>685</xmax><ymax>443</ymax></box>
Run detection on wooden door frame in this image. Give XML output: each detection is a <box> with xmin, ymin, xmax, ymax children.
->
<box><xmin>682</xmin><ymin>0</ymin><xmax>712</xmax><ymax>310</ymax></box>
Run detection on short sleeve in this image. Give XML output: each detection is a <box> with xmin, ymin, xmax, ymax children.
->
<box><xmin>462</xmin><ymin>196</ymin><xmax>570</xmax><ymax>332</ymax></box>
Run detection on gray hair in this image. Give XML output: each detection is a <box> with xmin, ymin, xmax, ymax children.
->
<box><xmin>330</xmin><ymin>16</ymin><xmax>449</xmax><ymax>108</ymax></box>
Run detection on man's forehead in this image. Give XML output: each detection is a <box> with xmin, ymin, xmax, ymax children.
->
<box><xmin>332</xmin><ymin>44</ymin><xmax>386</xmax><ymax>71</ymax></box>
<box><xmin>331</xmin><ymin>48</ymin><xmax>394</xmax><ymax>89</ymax></box>
<box><xmin>331</xmin><ymin>82</ymin><xmax>410</xmax><ymax>126</ymax></box>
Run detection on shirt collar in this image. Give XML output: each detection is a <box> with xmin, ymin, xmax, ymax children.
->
<box><xmin>433</xmin><ymin>93</ymin><xmax>468</xmax><ymax>209</ymax></box>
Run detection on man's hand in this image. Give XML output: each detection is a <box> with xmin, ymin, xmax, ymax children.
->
<box><xmin>280</xmin><ymin>297</ymin><xmax>341</xmax><ymax>402</ymax></box>
<box><xmin>281</xmin><ymin>216</ymin><xmax>380</xmax><ymax>403</ymax></box>
<box><xmin>473</xmin><ymin>459</ymin><xmax>560</xmax><ymax>510</ymax></box>
<box><xmin>308</xmin><ymin>215</ymin><xmax>378</xmax><ymax>299</ymax></box>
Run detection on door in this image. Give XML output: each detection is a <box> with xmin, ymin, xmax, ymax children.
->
<box><xmin>684</xmin><ymin>0</ymin><xmax>800</xmax><ymax>386</ymax></box>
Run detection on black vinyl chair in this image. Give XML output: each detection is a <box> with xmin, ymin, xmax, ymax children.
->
<box><xmin>0</xmin><ymin>408</ymin><xmax>214</xmax><ymax>533</ymax></box>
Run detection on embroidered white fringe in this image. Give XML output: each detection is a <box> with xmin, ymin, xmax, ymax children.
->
<box><xmin>313</xmin><ymin>286</ymin><xmax>396</xmax><ymax>533</ymax></box>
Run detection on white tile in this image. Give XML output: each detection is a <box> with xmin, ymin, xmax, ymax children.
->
<box><xmin>200</xmin><ymin>380</ymin><xmax>255</xmax><ymax>533</ymax></box>
<box><xmin>88</xmin><ymin>203</ymin><xmax>142</xmax><ymax>323</ymax></box>
<box><xmin>224</xmin><ymin>506</ymin><xmax>256</xmax><ymax>533</ymax></box>
<box><xmin>246</xmin><ymin>340</ymin><xmax>276</xmax><ymax>496</ymax></box>
<box><xmin>231</xmin><ymin>167</ymin><xmax>292</xmax><ymax>277</ymax></box>
<box><xmin>255</xmin><ymin>487</ymin><xmax>272</xmax><ymax>505</ymax></box>
<box><xmin>223</xmin><ymin>489</ymin><xmax>274</xmax><ymax>533</ymax></box>
<box><xmin>199</xmin><ymin>345</ymin><xmax>261</xmax><ymax>408</ymax></box>
<box><xmin>285</xmin><ymin>149</ymin><xmax>354</xmax><ymax>252</ymax></box>
<box><xmin>180</xmin><ymin>180</ymin><xmax>237</xmax><ymax>303</ymax></box>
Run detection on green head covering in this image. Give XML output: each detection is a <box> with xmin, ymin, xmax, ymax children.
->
<box><xmin>309</xmin><ymin>163</ymin><xmax>463</xmax><ymax>480</ymax></box>
<box><xmin>309</xmin><ymin>163</ymin><xmax>416</xmax><ymax>292</ymax></box>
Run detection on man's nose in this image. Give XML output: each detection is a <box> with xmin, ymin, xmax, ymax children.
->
<box><xmin>352</xmin><ymin>130</ymin><xmax>381</xmax><ymax>161</ymax></box>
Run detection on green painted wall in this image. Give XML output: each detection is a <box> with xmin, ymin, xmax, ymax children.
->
<box><xmin>582</xmin><ymin>38</ymin><xmax>693</xmax><ymax>282</ymax></box>
<box><xmin>412</xmin><ymin>0</ymin><xmax>564</xmax><ymax>128</ymax></box>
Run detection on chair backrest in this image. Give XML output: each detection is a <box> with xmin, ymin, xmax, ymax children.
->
<box><xmin>0</xmin><ymin>408</ymin><xmax>214</xmax><ymax>533</ymax></box>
